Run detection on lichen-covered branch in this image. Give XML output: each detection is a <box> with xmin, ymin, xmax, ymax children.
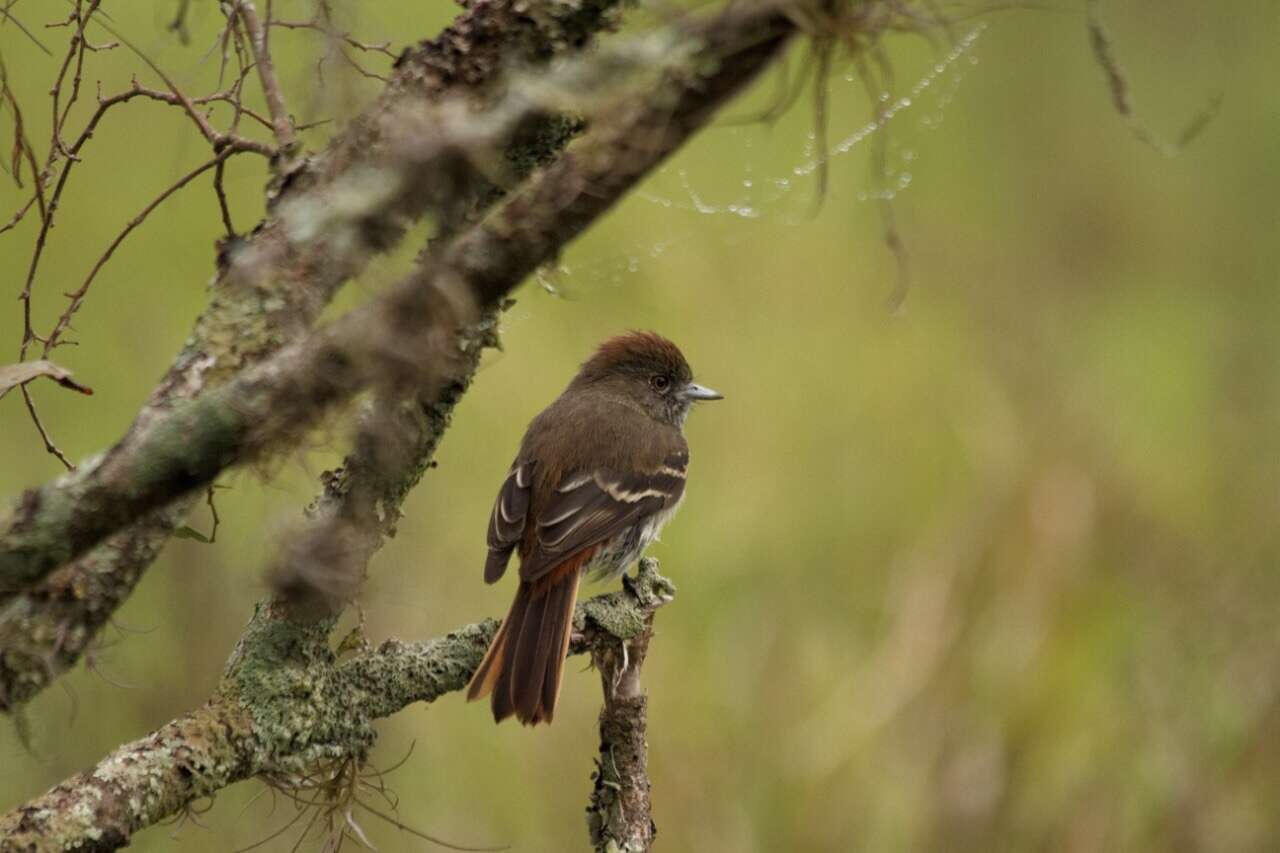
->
<box><xmin>0</xmin><ymin>698</ymin><xmax>257</xmax><ymax>853</ymax></box>
<box><xmin>0</xmin><ymin>568</ymin><xmax>676</xmax><ymax>852</ymax></box>
<box><xmin>0</xmin><ymin>0</ymin><xmax>632</xmax><ymax>712</ymax></box>
<box><xmin>0</xmin><ymin>2</ymin><xmax>793</xmax><ymax>612</ymax></box>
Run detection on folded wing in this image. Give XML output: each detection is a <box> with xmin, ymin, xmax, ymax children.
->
<box><xmin>484</xmin><ymin>461</ymin><xmax>534</xmax><ymax>583</ymax></box>
<box><xmin>520</xmin><ymin>450</ymin><xmax>688</xmax><ymax>582</ymax></box>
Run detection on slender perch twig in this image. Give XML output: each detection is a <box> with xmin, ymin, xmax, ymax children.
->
<box><xmin>586</xmin><ymin>559</ymin><xmax>673</xmax><ymax>853</ymax></box>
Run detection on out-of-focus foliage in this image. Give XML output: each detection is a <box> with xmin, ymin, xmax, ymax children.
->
<box><xmin>2</xmin><ymin>2</ymin><xmax>1278</xmax><ymax>851</ymax></box>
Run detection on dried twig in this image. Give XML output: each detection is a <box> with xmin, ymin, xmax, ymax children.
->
<box><xmin>271</xmin><ymin>12</ymin><xmax>395</xmax><ymax>84</ymax></box>
<box><xmin>42</xmin><ymin>149</ymin><xmax>240</xmax><ymax>354</ymax></box>
<box><xmin>19</xmin><ymin>386</ymin><xmax>76</xmax><ymax>470</ymax></box>
<box><xmin>4</xmin><ymin>0</ymin><xmax>273</xmax><ymax>464</ymax></box>
<box><xmin>235</xmin><ymin>1</ymin><xmax>297</xmax><ymax>154</ymax></box>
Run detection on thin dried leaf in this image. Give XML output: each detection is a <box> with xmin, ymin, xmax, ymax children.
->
<box><xmin>0</xmin><ymin>360</ymin><xmax>94</xmax><ymax>395</ymax></box>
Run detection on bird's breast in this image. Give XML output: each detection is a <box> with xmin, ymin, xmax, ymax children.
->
<box><xmin>586</xmin><ymin>493</ymin><xmax>684</xmax><ymax>582</ymax></box>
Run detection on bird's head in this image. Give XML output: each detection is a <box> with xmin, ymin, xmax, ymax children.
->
<box><xmin>575</xmin><ymin>331</ymin><xmax>722</xmax><ymax>426</ymax></box>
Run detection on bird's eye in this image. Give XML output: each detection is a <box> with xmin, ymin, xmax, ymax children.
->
<box><xmin>650</xmin><ymin>374</ymin><xmax>670</xmax><ymax>391</ymax></box>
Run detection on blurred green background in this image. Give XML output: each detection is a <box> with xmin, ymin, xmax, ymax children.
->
<box><xmin>3</xmin><ymin>2</ymin><xmax>1279</xmax><ymax>851</ymax></box>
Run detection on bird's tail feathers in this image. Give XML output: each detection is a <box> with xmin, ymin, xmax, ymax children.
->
<box><xmin>466</xmin><ymin>552</ymin><xmax>591</xmax><ymax>725</ymax></box>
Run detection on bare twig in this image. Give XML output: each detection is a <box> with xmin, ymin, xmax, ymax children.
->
<box><xmin>271</xmin><ymin>18</ymin><xmax>396</xmax><ymax>58</ymax></box>
<box><xmin>236</xmin><ymin>1</ymin><xmax>297</xmax><ymax>154</ymax></box>
<box><xmin>214</xmin><ymin>158</ymin><xmax>236</xmax><ymax>235</ymax></box>
<box><xmin>271</xmin><ymin>14</ymin><xmax>395</xmax><ymax>84</ymax></box>
<box><xmin>42</xmin><ymin>149</ymin><xmax>240</xmax><ymax>354</ymax></box>
<box><xmin>4</xmin><ymin>3</ymin><xmax>271</xmax><ymax>460</ymax></box>
<box><xmin>48</xmin><ymin>1</ymin><xmax>105</xmax><ymax>159</ymax></box>
<box><xmin>19</xmin><ymin>386</ymin><xmax>75</xmax><ymax>470</ymax></box>
<box><xmin>0</xmin><ymin>192</ymin><xmax>37</xmax><ymax>236</ymax></box>
<box><xmin>107</xmin><ymin>78</ymin><xmax>275</xmax><ymax>132</ymax></box>
<box><xmin>84</xmin><ymin>12</ymin><xmax>277</xmax><ymax>156</ymax></box>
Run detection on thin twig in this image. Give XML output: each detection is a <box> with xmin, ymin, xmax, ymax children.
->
<box><xmin>214</xmin><ymin>158</ymin><xmax>236</xmax><ymax>235</ymax></box>
<box><xmin>20</xmin><ymin>385</ymin><xmax>75</xmax><ymax>469</ymax></box>
<box><xmin>0</xmin><ymin>192</ymin><xmax>38</xmax><ymax>236</ymax></box>
<box><xmin>236</xmin><ymin>1</ymin><xmax>296</xmax><ymax>153</ymax></box>
<box><xmin>42</xmin><ymin>150</ymin><xmax>238</xmax><ymax>353</ymax></box>
<box><xmin>8</xmin><ymin>23</ymin><xmax>273</xmax><ymax>428</ymax></box>
<box><xmin>206</xmin><ymin>485</ymin><xmax>223</xmax><ymax>544</ymax></box>
<box><xmin>0</xmin><ymin>1</ymin><xmax>51</xmax><ymax>54</ymax></box>
<box><xmin>83</xmin><ymin>11</ymin><xmax>276</xmax><ymax>156</ymax></box>
<box><xmin>271</xmin><ymin>19</ymin><xmax>395</xmax><ymax>58</ymax></box>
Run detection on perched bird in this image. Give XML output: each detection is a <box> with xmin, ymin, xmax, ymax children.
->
<box><xmin>466</xmin><ymin>331</ymin><xmax>722</xmax><ymax>725</ymax></box>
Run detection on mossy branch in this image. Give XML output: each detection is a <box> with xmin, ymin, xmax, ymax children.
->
<box><xmin>0</xmin><ymin>566</ymin><xmax>676</xmax><ymax>852</ymax></box>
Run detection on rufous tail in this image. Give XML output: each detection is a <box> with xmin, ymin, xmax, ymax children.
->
<box><xmin>466</xmin><ymin>561</ymin><xmax>584</xmax><ymax>725</ymax></box>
